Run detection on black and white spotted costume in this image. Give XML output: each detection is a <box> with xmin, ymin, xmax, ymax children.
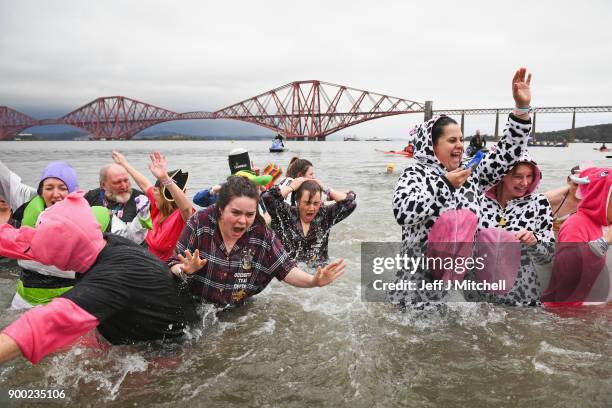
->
<box><xmin>470</xmin><ymin>152</ymin><xmax>555</xmax><ymax>306</ymax></box>
<box><xmin>389</xmin><ymin>114</ymin><xmax>531</xmax><ymax>306</ymax></box>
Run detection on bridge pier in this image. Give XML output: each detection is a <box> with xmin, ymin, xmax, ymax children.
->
<box><xmin>295</xmin><ymin>136</ymin><xmax>304</xmax><ymax>141</ymax></box>
<box><xmin>494</xmin><ymin>110</ymin><xmax>500</xmax><ymax>141</ymax></box>
<box><xmin>570</xmin><ymin>109</ymin><xmax>576</xmax><ymax>142</ymax></box>
<box><xmin>424</xmin><ymin>101</ymin><xmax>433</xmax><ymax>121</ymax></box>
<box><xmin>460</xmin><ymin>112</ymin><xmax>465</xmax><ymax>135</ymax></box>
<box><xmin>532</xmin><ymin>112</ymin><xmax>537</xmax><ymax>141</ymax></box>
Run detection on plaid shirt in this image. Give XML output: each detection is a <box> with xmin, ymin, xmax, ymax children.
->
<box><xmin>261</xmin><ymin>186</ymin><xmax>357</xmax><ymax>266</ymax></box>
<box><xmin>168</xmin><ymin>205</ymin><xmax>296</xmax><ymax>307</ymax></box>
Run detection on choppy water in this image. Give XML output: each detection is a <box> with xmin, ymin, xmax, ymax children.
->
<box><xmin>0</xmin><ymin>140</ymin><xmax>611</xmax><ymax>407</ymax></box>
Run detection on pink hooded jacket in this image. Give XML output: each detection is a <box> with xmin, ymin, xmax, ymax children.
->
<box><xmin>0</xmin><ymin>191</ymin><xmax>105</xmax><ymax>363</ymax></box>
<box><xmin>543</xmin><ymin>168</ymin><xmax>612</xmax><ymax>305</ymax></box>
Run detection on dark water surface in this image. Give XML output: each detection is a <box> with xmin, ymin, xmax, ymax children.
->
<box><xmin>0</xmin><ymin>140</ymin><xmax>610</xmax><ymax>407</ymax></box>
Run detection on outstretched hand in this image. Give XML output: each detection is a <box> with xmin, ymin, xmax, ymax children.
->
<box><xmin>313</xmin><ymin>258</ymin><xmax>346</xmax><ymax>287</ymax></box>
<box><xmin>512</xmin><ymin>67</ymin><xmax>532</xmax><ymax>108</ymax></box>
<box><xmin>148</xmin><ymin>151</ymin><xmax>168</xmax><ymax>180</ymax></box>
<box><xmin>177</xmin><ymin>249</ymin><xmax>207</xmax><ymax>274</ymax></box>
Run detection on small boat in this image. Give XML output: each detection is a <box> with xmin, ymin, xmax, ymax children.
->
<box><xmin>528</xmin><ymin>141</ymin><xmax>568</xmax><ymax>147</ymax></box>
<box><xmin>269</xmin><ymin>134</ymin><xmax>286</xmax><ymax>152</ymax></box>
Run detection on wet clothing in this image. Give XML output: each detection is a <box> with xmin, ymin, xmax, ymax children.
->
<box><xmin>2</xmin><ymin>234</ymin><xmax>198</xmax><ymax>364</ymax></box>
<box><xmin>145</xmin><ymin>187</ymin><xmax>192</xmax><ymax>261</ymax></box>
<box><xmin>168</xmin><ymin>205</ymin><xmax>296</xmax><ymax>307</ymax></box>
<box><xmin>471</xmin><ymin>153</ymin><xmax>555</xmax><ymax>306</ymax></box>
<box><xmin>389</xmin><ymin>114</ymin><xmax>531</xmax><ymax>306</ymax></box>
<box><xmin>84</xmin><ymin>187</ymin><xmax>143</xmax><ymax>224</ymax></box>
<box><xmin>261</xmin><ymin>186</ymin><xmax>357</xmax><ymax>266</ymax></box>
<box><xmin>2</xmin><ymin>161</ymin><xmax>81</xmax><ymax>308</ymax></box>
<box><xmin>543</xmin><ymin>168</ymin><xmax>612</xmax><ymax>305</ymax></box>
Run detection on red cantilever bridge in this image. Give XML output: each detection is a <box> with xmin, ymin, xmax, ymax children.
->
<box><xmin>0</xmin><ymin>81</ymin><xmax>427</xmax><ymax>141</ymax></box>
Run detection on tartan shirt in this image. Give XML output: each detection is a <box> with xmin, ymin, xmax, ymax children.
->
<box><xmin>261</xmin><ymin>186</ymin><xmax>357</xmax><ymax>267</ymax></box>
<box><xmin>168</xmin><ymin>205</ymin><xmax>296</xmax><ymax>307</ymax></box>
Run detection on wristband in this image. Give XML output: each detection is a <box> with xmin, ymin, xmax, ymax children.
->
<box><xmin>513</xmin><ymin>106</ymin><xmax>532</xmax><ymax>116</ymax></box>
<box><xmin>161</xmin><ymin>178</ymin><xmax>174</xmax><ymax>187</ymax></box>
<box><xmin>288</xmin><ymin>185</ymin><xmax>295</xmax><ymax>192</ymax></box>
<box><xmin>596</xmin><ymin>237</ymin><xmax>609</xmax><ymax>253</ymax></box>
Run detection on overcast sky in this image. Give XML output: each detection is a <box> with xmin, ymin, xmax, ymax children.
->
<box><xmin>1</xmin><ymin>0</ymin><xmax>611</xmax><ymax>137</ymax></box>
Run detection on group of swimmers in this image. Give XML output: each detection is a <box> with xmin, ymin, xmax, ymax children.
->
<box><xmin>0</xmin><ymin>66</ymin><xmax>610</xmax><ymax>366</ymax></box>
<box><xmin>0</xmin><ymin>146</ymin><xmax>355</xmax><ymax>364</ymax></box>
<box><xmin>390</xmin><ymin>67</ymin><xmax>611</xmax><ymax>308</ymax></box>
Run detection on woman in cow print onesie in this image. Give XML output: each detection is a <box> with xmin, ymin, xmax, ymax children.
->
<box><xmin>389</xmin><ymin>68</ymin><xmax>533</xmax><ymax>307</ymax></box>
<box><xmin>472</xmin><ymin>151</ymin><xmax>555</xmax><ymax>306</ymax></box>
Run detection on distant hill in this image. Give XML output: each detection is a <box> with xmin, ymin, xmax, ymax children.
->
<box><xmin>14</xmin><ymin>130</ymin><xmax>275</xmax><ymax>141</ymax></box>
<box><xmin>531</xmin><ymin>123</ymin><xmax>612</xmax><ymax>143</ymax></box>
<box><xmin>473</xmin><ymin>123</ymin><xmax>612</xmax><ymax>143</ymax></box>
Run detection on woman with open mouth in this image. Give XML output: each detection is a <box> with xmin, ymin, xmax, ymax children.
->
<box><xmin>261</xmin><ymin>177</ymin><xmax>356</xmax><ymax>267</ymax></box>
<box><xmin>389</xmin><ymin>67</ymin><xmax>534</xmax><ymax>307</ymax></box>
<box><xmin>168</xmin><ymin>176</ymin><xmax>346</xmax><ymax>308</ymax></box>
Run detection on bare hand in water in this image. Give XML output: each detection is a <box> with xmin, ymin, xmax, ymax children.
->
<box><xmin>313</xmin><ymin>259</ymin><xmax>346</xmax><ymax>287</ymax></box>
<box><xmin>445</xmin><ymin>167</ymin><xmax>472</xmax><ymax>189</ymax></box>
<box><xmin>177</xmin><ymin>249</ymin><xmax>207</xmax><ymax>274</ymax></box>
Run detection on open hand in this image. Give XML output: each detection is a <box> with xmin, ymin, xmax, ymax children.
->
<box><xmin>512</xmin><ymin>67</ymin><xmax>532</xmax><ymax>108</ymax></box>
<box><xmin>148</xmin><ymin>151</ymin><xmax>168</xmax><ymax>181</ymax></box>
<box><xmin>177</xmin><ymin>249</ymin><xmax>207</xmax><ymax>274</ymax></box>
<box><xmin>313</xmin><ymin>259</ymin><xmax>346</xmax><ymax>287</ymax></box>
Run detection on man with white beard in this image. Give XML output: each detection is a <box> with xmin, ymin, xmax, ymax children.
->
<box><xmin>85</xmin><ymin>163</ymin><xmax>145</xmax><ymax>226</ymax></box>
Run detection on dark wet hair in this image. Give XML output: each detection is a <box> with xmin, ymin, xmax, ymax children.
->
<box><xmin>431</xmin><ymin>116</ymin><xmax>458</xmax><ymax>146</ymax></box>
<box><xmin>295</xmin><ymin>180</ymin><xmax>323</xmax><ymax>204</ymax></box>
<box><xmin>216</xmin><ymin>176</ymin><xmax>263</xmax><ymax>223</ymax></box>
<box><xmin>287</xmin><ymin>157</ymin><xmax>313</xmax><ymax>178</ymax></box>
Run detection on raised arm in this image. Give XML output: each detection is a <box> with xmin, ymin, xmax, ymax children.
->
<box><xmin>473</xmin><ymin>68</ymin><xmax>532</xmax><ymax>190</ymax></box>
<box><xmin>148</xmin><ymin>152</ymin><xmax>193</xmax><ymax>221</ymax></box>
<box><xmin>283</xmin><ymin>259</ymin><xmax>346</xmax><ymax>288</ymax></box>
<box><xmin>112</xmin><ymin>150</ymin><xmax>153</xmax><ymax>192</ymax></box>
<box><xmin>0</xmin><ymin>159</ymin><xmax>37</xmax><ymax>210</ymax></box>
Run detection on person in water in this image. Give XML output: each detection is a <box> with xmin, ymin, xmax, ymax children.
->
<box><xmin>544</xmin><ymin>165</ymin><xmax>584</xmax><ymax>237</ymax></box>
<box><xmin>0</xmin><ymin>194</ymin><xmax>16</xmax><ymax>226</ymax></box>
<box><xmin>470</xmin><ymin>151</ymin><xmax>555</xmax><ymax>306</ymax></box>
<box><xmin>0</xmin><ymin>191</ymin><xmax>198</xmax><ymax>365</ymax></box>
<box><xmin>389</xmin><ymin>67</ymin><xmax>533</xmax><ymax>307</ymax></box>
<box><xmin>0</xmin><ymin>161</ymin><xmax>82</xmax><ymax>309</ymax></box>
<box><xmin>277</xmin><ymin>157</ymin><xmax>330</xmax><ymax>204</ymax></box>
<box><xmin>112</xmin><ymin>150</ymin><xmax>194</xmax><ymax>261</ymax></box>
<box><xmin>169</xmin><ymin>176</ymin><xmax>346</xmax><ymax>307</ymax></box>
<box><xmin>85</xmin><ymin>162</ymin><xmax>144</xmax><ymax>224</ymax></box>
<box><xmin>543</xmin><ymin>167</ymin><xmax>612</xmax><ymax>305</ymax></box>
<box><xmin>262</xmin><ymin>177</ymin><xmax>357</xmax><ymax>266</ymax></box>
